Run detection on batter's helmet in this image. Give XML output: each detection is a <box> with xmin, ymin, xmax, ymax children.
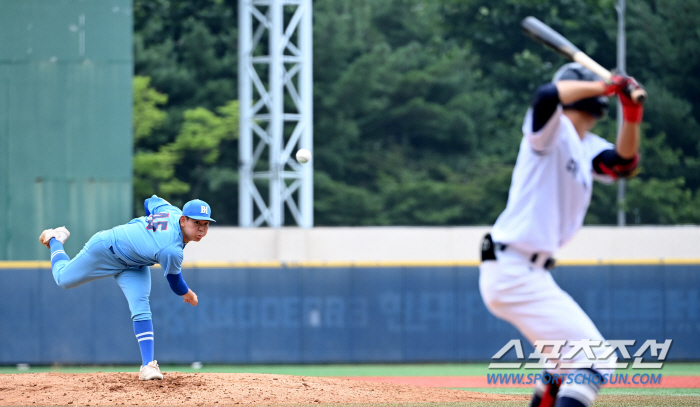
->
<box><xmin>552</xmin><ymin>62</ymin><xmax>608</xmax><ymax>119</ymax></box>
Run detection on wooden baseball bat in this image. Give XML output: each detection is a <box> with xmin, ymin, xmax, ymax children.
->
<box><xmin>521</xmin><ymin>16</ymin><xmax>646</xmax><ymax>104</ymax></box>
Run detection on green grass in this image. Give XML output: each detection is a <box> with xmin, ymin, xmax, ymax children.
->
<box><xmin>452</xmin><ymin>387</ymin><xmax>700</xmax><ymax>396</ymax></box>
<box><xmin>588</xmin><ymin>395</ymin><xmax>700</xmax><ymax>407</ymax></box>
<box><xmin>256</xmin><ymin>404</ymin><xmax>527</xmax><ymax>407</ymax></box>
<box><xmin>219</xmin><ymin>399</ymin><xmax>700</xmax><ymax>407</ymax></box>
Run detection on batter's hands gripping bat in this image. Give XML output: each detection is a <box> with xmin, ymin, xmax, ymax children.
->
<box><xmin>521</xmin><ymin>16</ymin><xmax>646</xmax><ymax>104</ymax></box>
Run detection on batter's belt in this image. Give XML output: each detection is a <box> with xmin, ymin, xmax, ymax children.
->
<box><xmin>480</xmin><ymin>233</ymin><xmax>556</xmax><ymax>270</ymax></box>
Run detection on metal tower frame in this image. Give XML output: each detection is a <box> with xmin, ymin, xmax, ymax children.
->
<box><xmin>238</xmin><ymin>0</ymin><xmax>313</xmax><ymax>227</ymax></box>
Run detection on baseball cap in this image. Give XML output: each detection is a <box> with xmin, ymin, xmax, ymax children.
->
<box><xmin>182</xmin><ymin>199</ymin><xmax>216</xmax><ymax>222</ymax></box>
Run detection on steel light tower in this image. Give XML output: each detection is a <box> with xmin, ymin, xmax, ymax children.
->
<box><xmin>238</xmin><ymin>0</ymin><xmax>313</xmax><ymax>227</ymax></box>
<box><xmin>616</xmin><ymin>0</ymin><xmax>627</xmax><ymax>226</ymax></box>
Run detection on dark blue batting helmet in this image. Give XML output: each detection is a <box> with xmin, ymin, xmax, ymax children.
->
<box><xmin>552</xmin><ymin>62</ymin><xmax>608</xmax><ymax>119</ymax></box>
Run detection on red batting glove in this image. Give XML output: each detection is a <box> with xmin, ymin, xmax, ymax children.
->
<box><xmin>618</xmin><ymin>77</ymin><xmax>644</xmax><ymax>123</ymax></box>
<box><xmin>603</xmin><ymin>75</ymin><xmax>627</xmax><ymax>96</ymax></box>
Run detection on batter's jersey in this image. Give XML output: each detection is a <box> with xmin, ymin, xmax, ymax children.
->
<box><xmin>110</xmin><ymin>195</ymin><xmax>186</xmax><ymax>275</ymax></box>
<box><xmin>491</xmin><ymin>106</ymin><xmax>613</xmax><ymax>254</ymax></box>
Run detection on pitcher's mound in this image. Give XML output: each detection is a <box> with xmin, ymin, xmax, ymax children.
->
<box><xmin>0</xmin><ymin>372</ymin><xmax>525</xmax><ymax>405</ymax></box>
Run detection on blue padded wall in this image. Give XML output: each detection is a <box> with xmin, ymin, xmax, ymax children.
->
<box><xmin>0</xmin><ymin>264</ymin><xmax>697</xmax><ymax>365</ymax></box>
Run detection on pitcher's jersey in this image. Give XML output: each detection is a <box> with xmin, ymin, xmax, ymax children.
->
<box><xmin>110</xmin><ymin>195</ymin><xmax>185</xmax><ymax>275</ymax></box>
<box><xmin>491</xmin><ymin>106</ymin><xmax>613</xmax><ymax>254</ymax></box>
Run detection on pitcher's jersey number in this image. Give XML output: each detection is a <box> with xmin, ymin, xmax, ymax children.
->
<box><xmin>146</xmin><ymin>213</ymin><xmax>169</xmax><ymax>232</ymax></box>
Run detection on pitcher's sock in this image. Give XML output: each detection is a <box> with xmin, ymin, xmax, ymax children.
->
<box><xmin>134</xmin><ymin>319</ymin><xmax>155</xmax><ymax>366</ymax></box>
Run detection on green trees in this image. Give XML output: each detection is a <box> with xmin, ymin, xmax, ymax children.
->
<box><xmin>133</xmin><ymin>75</ymin><xmax>239</xmax><ymax>221</ymax></box>
<box><xmin>133</xmin><ymin>0</ymin><xmax>240</xmax><ymax>222</ymax></box>
<box><xmin>132</xmin><ymin>0</ymin><xmax>700</xmax><ymax>226</ymax></box>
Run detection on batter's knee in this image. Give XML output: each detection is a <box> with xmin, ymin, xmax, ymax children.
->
<box><xmin>478</xmin><ymin>275</ymin><xmax>524</xmax><ymax>322</ymax></box>
<box><xmin>478</xmin><ymin>280</ymin><xmax>507</xmax><ymax>317</ymax></box>
<box><xmin>481</xmin><ymin>296</ymin><xmax>511</xmax><ymax>320</ymax></box>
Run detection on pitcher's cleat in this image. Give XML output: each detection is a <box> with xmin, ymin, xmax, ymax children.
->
<box><xmin>139</xmin><ymin>360</ymin><xmax>163</xmax><ymax>381</ymax></box>
<box><xmin>39</xmin><ymin>226</ymin><xmax>71</xmax><ymax>249</ymax></box>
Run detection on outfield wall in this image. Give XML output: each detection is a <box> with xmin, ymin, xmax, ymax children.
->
<box><xmin>3</xmin><ymin>225</ymin><xmax>698</xmax><ymax>365</ymax></box>
<box><xmin>1</xmin><ymin>261</ymin><xmax>698</xmax><ymax>365</ymax></box>
<box><xmin>182</xmin><ymin>225</ymin><xmax>700</xmax><ymax>264</ymax></box>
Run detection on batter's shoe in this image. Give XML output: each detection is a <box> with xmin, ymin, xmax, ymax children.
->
<box><xmin>139</xmin><ymin>360</ymin><xmax>163</xmax><ymax>381</ymax></box>
<box><xmin>39</xmin><ymin>226</ymin><xmax>71</xmax><ymax>249</ymax></box>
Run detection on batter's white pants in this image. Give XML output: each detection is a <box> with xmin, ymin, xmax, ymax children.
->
<box><xmin>479</xmin><ymin>248</ymin><xmax>616</xmax><ymax>375</ymax></box>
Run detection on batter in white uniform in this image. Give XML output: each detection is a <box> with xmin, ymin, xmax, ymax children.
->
<box><xmin>479</xmin><ymin>63</ymin><xmax>644</xmax><ymax>407</ymax></box>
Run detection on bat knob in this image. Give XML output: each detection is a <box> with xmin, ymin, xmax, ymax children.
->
<box><xmin>631</xmin><ymin>88</ymin><xmax>647</xmax><ymax>105</ymax></box>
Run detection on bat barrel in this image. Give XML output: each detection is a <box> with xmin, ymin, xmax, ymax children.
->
<box><xmin>521</xmin><ymin>16</ymin><xmax>648</xmax><ymax>105</ymax></box>
<box><xmin>521</xmin><ymin>16</ymin><xmax>581</xmax><ymax>59</ymax></box>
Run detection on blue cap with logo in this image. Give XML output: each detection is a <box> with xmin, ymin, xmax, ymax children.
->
<box><xmin>182</xmin><ymin>199</ymin><xmax>216</xmax><ymax>222</ymax></box>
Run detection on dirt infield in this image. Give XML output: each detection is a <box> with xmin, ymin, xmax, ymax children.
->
<box><xmin>0</xmin><ymin>372</ymin><xmax>525</xmax><ymax>406</ymax></box>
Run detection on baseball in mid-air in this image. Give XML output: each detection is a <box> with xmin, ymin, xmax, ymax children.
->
<box><xmin>296</xmin><ymin>148</ymin><xmax>311</xmax><ymax>164</ymax></box>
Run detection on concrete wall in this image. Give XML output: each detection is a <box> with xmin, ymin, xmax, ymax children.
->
<box><xmin>183</xmin><ymin>225</ymin><xmax>700</xmax><ymax>264</ymax></box>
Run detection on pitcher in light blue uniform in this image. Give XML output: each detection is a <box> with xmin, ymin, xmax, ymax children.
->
<box><xmin>39</xmin><ymin>195</ymin><xmax>215</xmax><ymax>380</ymax></box>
